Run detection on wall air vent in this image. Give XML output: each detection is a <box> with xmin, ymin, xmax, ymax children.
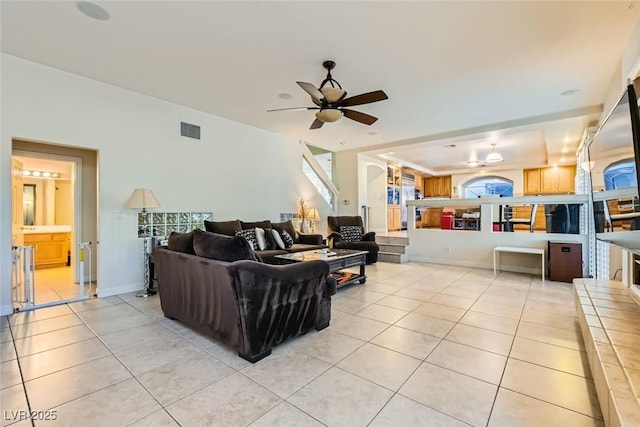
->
<box><xmin>180</xmin><ymin>122</ymin><xmax>201</xmax><ymax>140</ymax></box>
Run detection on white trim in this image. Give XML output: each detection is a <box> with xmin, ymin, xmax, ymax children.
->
<box><xmin>11</xmin><ymin>150</ymin><xmax>86</xmax><ymax>295</ymax></box>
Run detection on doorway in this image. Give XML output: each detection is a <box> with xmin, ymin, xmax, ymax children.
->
<box><xmin>11</xmin><ymin>140</ymin><xmax>98</xmax><ymax>311</ymax></box>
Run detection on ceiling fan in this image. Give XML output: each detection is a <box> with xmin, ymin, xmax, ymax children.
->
<box><xmin>268</xmin><ymin>60</ymin><xmax>388</xmax><ymax>129</ymax></box>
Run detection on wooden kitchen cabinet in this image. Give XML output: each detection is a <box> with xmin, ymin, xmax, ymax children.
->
<box><xmin>424</xmin><ymin>175</ymin><xmax>452</xmax><ymax>197</ymax></box>
<box><xmin>387</xmin><ymin>206</ymin><xmax>401</xmax><ymax>231</ymax></box>
<box><xmin>509</xmin><ymin>205</ymin><xmax>546</xmax><ymax>231</ymax></box>
<box><xmin>423</xmin><ymin>207</ymin><xmax>443</xmax><ymax>228</ymax></box>
<box><xmin>23</xmin><ymin>232</ymin><xmax>70</xmax><ymax>268</ymax></box>
<box><xmin>523</xmin><ymin>166</ymin><xmax>576</xmax><ymax>195</ymax></box>
<box><xmin>523</xmin><ymin>169</ymin><xmax>540</xmax><ymax>195</ymax></box>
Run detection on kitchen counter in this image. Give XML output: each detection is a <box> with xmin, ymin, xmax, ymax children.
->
<box><xmin>23</xmin><ymin>225</ymin><xmax>72</xmax><ymax>234</ymax></box>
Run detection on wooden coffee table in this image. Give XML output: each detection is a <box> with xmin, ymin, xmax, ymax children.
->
<box><xmin>274</xmin><ymin>249</ymin><xmax>367</xmax><ymax>288</ymax></box>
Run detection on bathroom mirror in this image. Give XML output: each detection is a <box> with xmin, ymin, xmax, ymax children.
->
<box><xmin>23</xmin><ymin>184</ymin><xmax>35</xmax><ymax>226</ymax></box>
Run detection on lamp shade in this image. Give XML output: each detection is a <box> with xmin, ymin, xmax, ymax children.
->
<box><xmin>308</xmin><ymin>208</ymin><xmax>320</xmax><ymax>221</ymax></box>
<box><xmin>320</xmin><ymin>87</ymin><xmax>346</xmax><ymax>103</ymax></box>
<box><xmin>315</xmin><ymin>109</ymin><xmax>343</xmax><ymax>123</ymax></box>
<box><xmin>125</xmin><ymin>188</ymin><xmax>161</xmax><ymax>210</ymax></box>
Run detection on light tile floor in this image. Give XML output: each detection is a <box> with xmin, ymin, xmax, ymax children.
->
<box><xmin>1</xmin><ymin>262</ymin><xmax>603</xmax><ymax>426</ymax></box>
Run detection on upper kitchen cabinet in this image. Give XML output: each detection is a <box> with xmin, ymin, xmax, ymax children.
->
<box><xmin>523</xmin><ymin>166</ymin><xmax>576</xmax><ymax>195</ymax></box>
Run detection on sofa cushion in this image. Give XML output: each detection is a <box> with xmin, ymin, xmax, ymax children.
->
<box><xmin>193</xmin><ymin>229</ymin><xmax>256</xmax><ymax>262</ymax></box>
<box><xmin>271</xmin><ymin>220</ymin><xmax>298</xmax><ymax>243</ymax></box>
<box><xmin>167</xmin><ymin>231</ymin><xmax>195</xmax><ymax>254</ymax></box>
<box><xmin>339</xmin><ymin>225</ymin><xmax>363</xmax><ymax>242</ymax></box>
<box><xmin>235</xmin><ymin>229</ymin><xmax>258</xmax><ymax>250</ymax></box>
<box><xmin>204</xmin><ymin>219</ymin><xmax>241</xmax><ymax>236</ymax></box>
<box><xmin>241</xmin><ymin>220</ymin><xmax>272</xmax><ymax>230</ymax></box>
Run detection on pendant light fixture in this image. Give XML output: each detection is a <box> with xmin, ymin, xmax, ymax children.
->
<box><xmin>485</xmin><ymin>143</ymin><xmax>504</xmax><ymax>163</ymax></box>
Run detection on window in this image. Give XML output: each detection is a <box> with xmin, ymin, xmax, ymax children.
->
<box><xmin>603</xmin><ymin>159</ymin><xmax>637</xmax><ymax>190</ymax></box>
<box><xmin>302</xmin><ymin>158</ymin><xmax>334</xmax><ymax>208</ymax></box>
<box><xmin>463</xmin><ymin>176</ymin><xmax>513</xmax><ymax>198</ymax></box>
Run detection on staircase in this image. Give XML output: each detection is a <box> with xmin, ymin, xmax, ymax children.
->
<box><xmin>376</xmin><ymin>235</ymin><xmax>410</xmax><ymax>264</ymax></box>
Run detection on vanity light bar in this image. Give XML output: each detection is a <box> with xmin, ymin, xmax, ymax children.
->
<box><xmin>23</xmin><ymin>170</ymin><xmax>60</xmax><ymax>178</ymax></box>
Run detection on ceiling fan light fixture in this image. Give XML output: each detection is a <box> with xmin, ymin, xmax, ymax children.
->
<box><xmin>485</xmin><ymin>144</ymin><xmax>504</xmax><ymax>163</ymax></box>
<box><xmin>315</xmin><ymin>109</ymin><xmax>342</xmax><ymax>123</ymax></box>
<box><xmin>320</xmin><ymin>87</ymin><xmax>345</xmax><ymax>103</ymax></box>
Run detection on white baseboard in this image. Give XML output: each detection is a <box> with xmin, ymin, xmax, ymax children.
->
<box><xmin>97</xmin><ymin>282</ymin><xmax>142</xmax><ymax>298</ymax></box>
<box><xmin>409</xmin><ymin>256</ymin><xmax>541</xmax><ymax>276</ymax></box>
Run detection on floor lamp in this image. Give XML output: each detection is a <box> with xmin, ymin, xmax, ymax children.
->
<box><xmin>125</xmin><ymin>188</ymin><xmax>161</xmax><ymax>298</ymax></box>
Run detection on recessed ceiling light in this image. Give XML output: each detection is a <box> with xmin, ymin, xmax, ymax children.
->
<box><xmin>23</xmin><ymin>171</ymin><xmax>31</xmax><ymax>176</ymax></box>
<box><xmin>561</xmin><ymin>89</ymin><xmax>579</xmax><ymax>97</ymax></box>
<box><xmin>444</xmin><ymin>144</ymin><xmax>456</xmax><ymax>148</ymax></box>
<box><xmin>339</xmin><ymin>141</ymin><xmax>346</xmax><ymax>145</ymax></box>
<box><xmin>368</xmin><ymin>131</ymin><xmax>377</xmax><ymax>136</ymax></box>
<box><xmin>278</xmin><ymin>93</ymin><xmax>292</xmax><ymax>100</ymax></box>
<box><xmin>561</xmin><ymin>147</ymin><xmax>569</xmax><ymax>153</ymax></box>
<box><xmin>32</xmin><ymin>171</ymin><xmax>41</xmax><ymax>177</ymax></box>
<box><xmin>76</xmin><ymin>1</ymin><xmax>111</xmax><ymax>21</ymax></box>
<box><xmin>560</xmin><ymin>157</ymin><xmax>566</xmax><ymax>162</ymax></box>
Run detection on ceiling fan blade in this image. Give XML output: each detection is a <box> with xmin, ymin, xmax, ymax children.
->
<box><xmin>339</xmin><ymin>90</ymin><xmax>388</xmax><ymax>107</ymax></box>
<box><xmin>297</xmin><ymin>81</ymin><xmax>325</xmax><ymax>101</ymax></box>
<box><xmin>267</xmin><ymin>107</ymin><xmax>320</xmax><ymax>112</ymax></box>
<box><xmin>342</xmin><ymin>109</ymin><xmax>378</xmax><ymax>125</ymax></box>
<box><xmin>310</xmin><ymin>119</ymin><xmax>324</xmax><ymax>129</ymax></box>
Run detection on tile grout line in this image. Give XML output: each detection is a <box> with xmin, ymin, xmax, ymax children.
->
<box><xmin>6</xmin><ymin>321</ymin><xmax>36</xmax><ymax>427</ymax></box>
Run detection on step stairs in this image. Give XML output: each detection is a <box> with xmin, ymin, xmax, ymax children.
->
<box><xmin>376</xmin><ymin>235</ymin><xmax>410</xmax><ymax>264</ymax></box>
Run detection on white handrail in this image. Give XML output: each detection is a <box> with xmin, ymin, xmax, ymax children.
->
<box><xmin>407</xmin><ymin>194</ymin><xmax>589</xmax><ymax>208</ymax></box>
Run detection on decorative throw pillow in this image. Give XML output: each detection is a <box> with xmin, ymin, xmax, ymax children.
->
<box><xmin>339</xmin><ymin>225</ymin><xmax>363</xmax><ymax>242</ymax></box>
<box><xmin>271</xmin><ymin>221</ymin><xmax>298</xmax><ymax>244</ymax></box>
<box><xmin>280</xmin><ymin>230</ymin><xmax>294</xmax><ymax>248</ymax></box>
<box><xmin>254</xmin><ymin>227</ymin><xmax>267</xmax><ymax>250</ymax></box>
<box><xmin>272</xmin><ymin>229</ymin><xmax>286</xmax><ymax>249</ymax></box>
<box><xmin>263</xmin><ymin>228</ymin><xmax>277</xmax><ymax>250</ymax></box>
<box><xmin>193</xmin><ymin>230</ymin><xmax>255</xmax><ymax>262</ymax></box>
<box><xmin>235</xmin><ymin>229</ymin><xmax>258</xmax><ymax>250</ymax></box>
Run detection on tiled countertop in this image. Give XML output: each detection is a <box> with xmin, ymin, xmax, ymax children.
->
<box><xmin>573</xmin><ymin>278</ymin><xmax>640</xmax><ymax>427</ymax></box>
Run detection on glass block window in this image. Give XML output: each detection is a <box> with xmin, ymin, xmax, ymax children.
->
<box><xmin>137</xmin><ymin>211</ymin><xmax>212</xmax><ymax>238</ymax></box>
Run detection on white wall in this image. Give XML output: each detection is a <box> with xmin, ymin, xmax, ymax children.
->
<box><xmin>334</xmin><ymin>150</ymin><xmax>359</xmax><ymax>215</ymax></box>
<box><xmin>361</xmin><ymin>154</ymin><xmax>387</xmax><ymax>233</ymax></box>
<box><xmin>0</xmin><ymin>54</ymin><xmax>320</xmax><ymax>315</ymax></box>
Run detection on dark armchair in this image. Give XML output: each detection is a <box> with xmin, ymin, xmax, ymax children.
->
<box><xmin>327</xmin><ymin>216</ymin><xmax>379</xmax><ymax>264</ymax></box>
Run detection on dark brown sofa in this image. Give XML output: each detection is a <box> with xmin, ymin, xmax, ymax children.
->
<box><xmin>204</xmin><ymin>219</ymin><xmax>326</xmax><ymax>262</ymax></box>
<box><xmin>155</xmin><ymin>230</ymin><xmax>336</xmax><ymax>363</ymax></box>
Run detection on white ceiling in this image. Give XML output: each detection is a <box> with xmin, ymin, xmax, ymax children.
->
<box><xmin>2</xmin><ymin>1</ymin><xmax>639</xmax><ymax>175</ymax></box>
